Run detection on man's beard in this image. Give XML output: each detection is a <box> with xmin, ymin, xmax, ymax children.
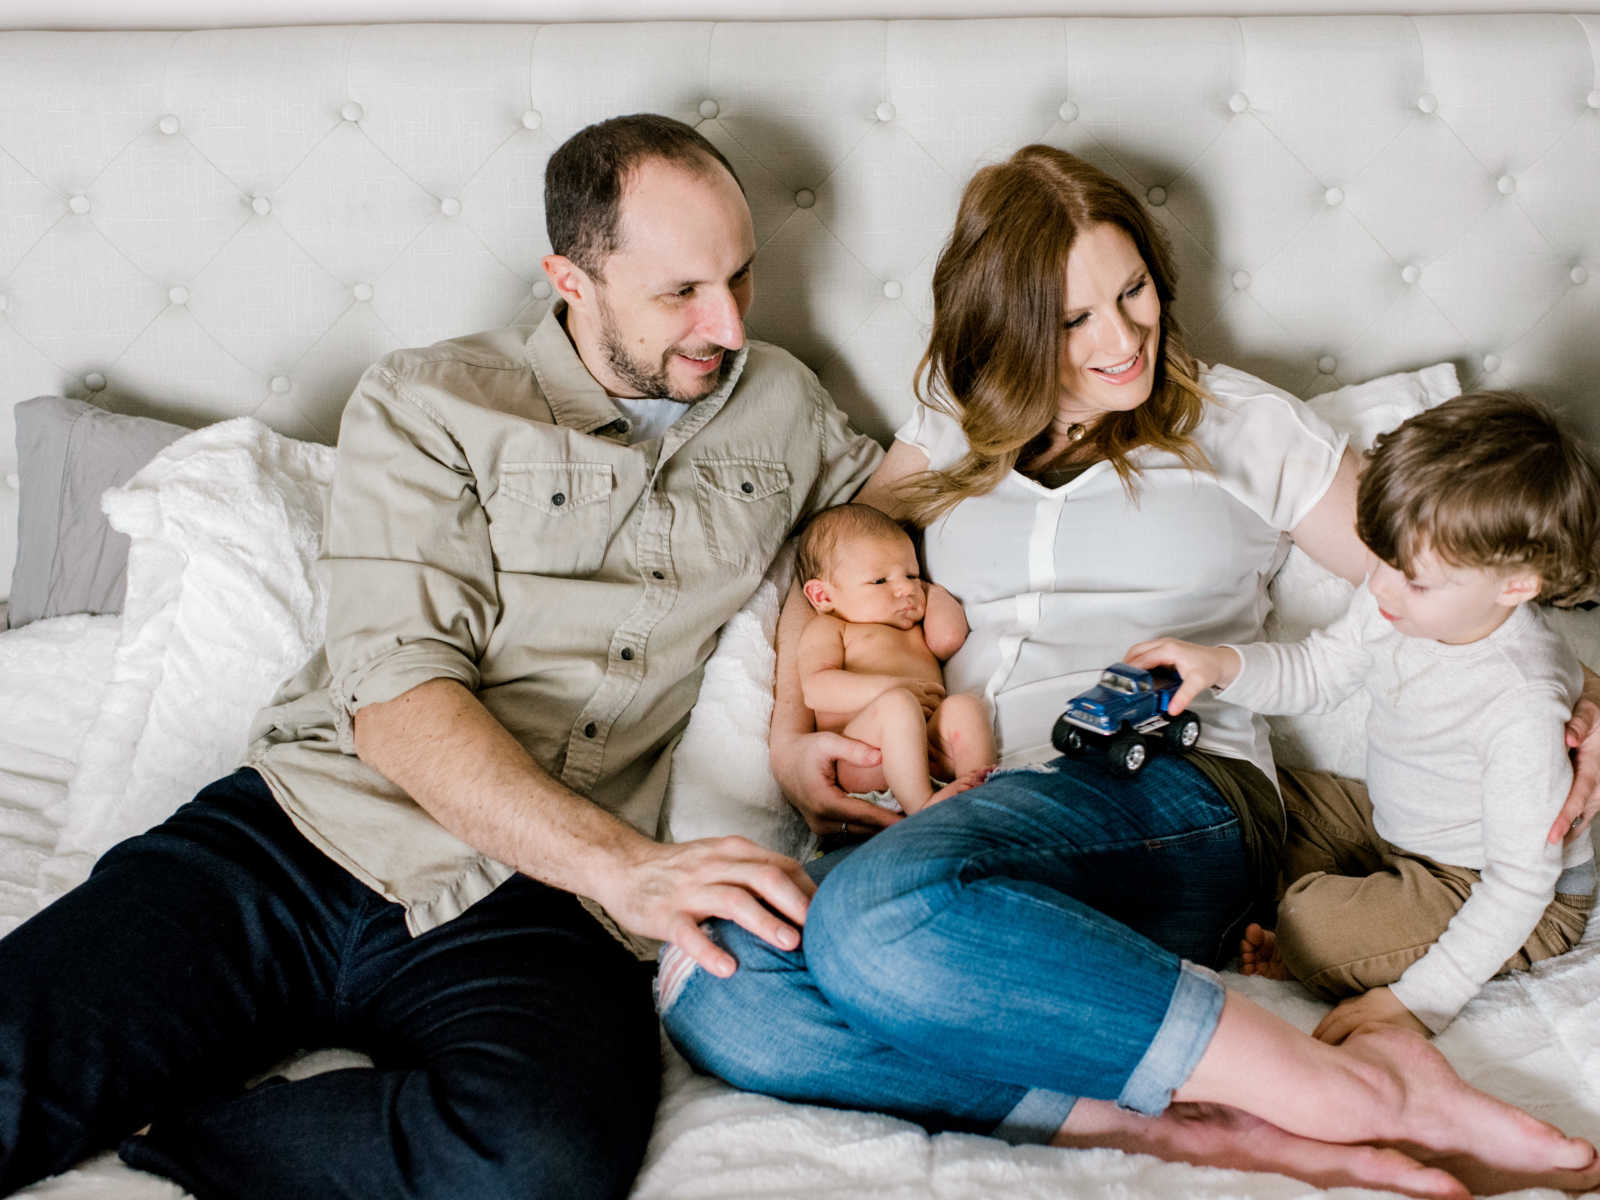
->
<box><xmin>598</xmin><ymin>297</ymin><xmax>729</xmax><ymax>402</ymax></box>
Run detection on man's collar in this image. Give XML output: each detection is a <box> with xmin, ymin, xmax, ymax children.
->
<box><xmin>524</xmin><ymin>301</ymin><xmax>750</xmax><ymax>437</ymax></box>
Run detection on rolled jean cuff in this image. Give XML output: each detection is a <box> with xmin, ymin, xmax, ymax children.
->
<box><xmin>1117</xmin><ymin>961</ymin><xmax>1224</xmax><ymax>1116</ymax></box>
<box><xmin>990</xmin><ymin>1088</ymin><xmax>1077</xmax><ymax>1145</ymax></box>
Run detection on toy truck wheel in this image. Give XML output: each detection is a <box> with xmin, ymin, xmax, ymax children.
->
<box><xmin>1052</xmin><ymin>715</ymin><xmax>1087</xmax><ymax>757</ymax></box>
<box><xmin>1106</xmin><ymin>733</ymin><xmax>1148</xmax><ymax>777</ymax></box>
<box><xmin>1163</xmin><ymin>711</ymin><xmax>1201</xmax><ymax>752</ymax></box>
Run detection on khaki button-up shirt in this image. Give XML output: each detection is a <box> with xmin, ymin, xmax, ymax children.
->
<box><xmin>246</xmin><ymin>306</ymin><xmax>881</xmax><ymax>942</ymax></box>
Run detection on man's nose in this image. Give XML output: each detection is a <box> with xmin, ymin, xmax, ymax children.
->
<box><xmin>698</xmin><ymin>289</ymin><xmax>745</xmax><ymax>350</ymax></box>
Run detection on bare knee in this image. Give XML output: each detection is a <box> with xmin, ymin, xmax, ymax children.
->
<box><xmin>876</xmin><ymin>686</ymin><xmax>928</xmax><ymax>726</ymax></box>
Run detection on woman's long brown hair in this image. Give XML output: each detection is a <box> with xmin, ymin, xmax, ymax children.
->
<box><xmin>898</xmin><ymin>145</ymin><xmax>1210</xmax><ymax>526</ymax></box>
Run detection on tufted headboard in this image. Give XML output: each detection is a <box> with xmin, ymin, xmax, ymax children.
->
<box><xmin>3</xmin><ymin>15</ymin><xmax>1599</xmax><ymax>598</ymax></box>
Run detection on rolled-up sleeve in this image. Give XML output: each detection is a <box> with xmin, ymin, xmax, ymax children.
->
<box><xmin>322</xmin><ymin>364</ymin><xmax>499</xmax><ymax>745</ymax></box>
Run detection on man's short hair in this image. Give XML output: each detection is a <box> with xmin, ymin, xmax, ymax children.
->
<box><xmin>1357</xmin><ymin>390</ymin><xmax>1600</xmax><ymax>606</ymax></box>
<box><xmin>544</xmin><ymin>113</ymin><xmax>742</xmax><ymax>279</ymax></box>
<box><xmin>795</xmin><ymin>504</ymin><xmax>913</xmax><ymax>585</ymax></box>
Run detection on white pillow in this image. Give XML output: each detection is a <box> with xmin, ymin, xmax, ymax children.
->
<box><xmin>40</xmin><ymin>419</ymin><xmax>334</xmax><ymax>901</ymax></box>
<box><xmin>660</xmin><ymin>546</ymin><xmax>818</xmax><ymax>861</ymax></box>
<box><xmin>1262</xmin><ymin>362</ymin><xmax>1461</xmax><ymax>776</ymax></box>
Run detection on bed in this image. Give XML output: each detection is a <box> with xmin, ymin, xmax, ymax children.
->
<box><xmin>3</xmin><ymin>15</ymin><xmax>1600</xmax><ymax>1198</ymax></box>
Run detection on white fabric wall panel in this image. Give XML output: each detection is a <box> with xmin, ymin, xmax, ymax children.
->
<box><xmin>3</xmin><ymin>16</ymin><xmax>1600</xmax><ymax>597</ymax></box>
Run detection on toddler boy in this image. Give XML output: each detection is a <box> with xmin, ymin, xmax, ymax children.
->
<box><xmin>1127</xmin><ymin>391</ymin><xmax>1599</xmax><ymax>1041</ymax></box>
<box><xmin>796</xmin><ymin>504</ymin><xmax>996</xmax><ymax>814</ymax></box>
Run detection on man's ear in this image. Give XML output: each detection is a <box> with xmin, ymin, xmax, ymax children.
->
<box><xmin>802</xmin><ymin>578</ymin><xmax>834</xmax><ymax>613</ymax></box>
<box><xmin>541</xmin><ymin>254</ymin><xmax>592</xmax><ymax>307</ymax></box>
<box><xmin>1499</xmin><ymin>569</ymin><xmax>1542</xmax><ymax>607</ymax></box>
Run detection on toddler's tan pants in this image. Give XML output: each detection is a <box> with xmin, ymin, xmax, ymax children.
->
<box><xmin>1271</xmin><ymin>768</ymin><xmax>1593</xmax><ymax>1000</ymax></box>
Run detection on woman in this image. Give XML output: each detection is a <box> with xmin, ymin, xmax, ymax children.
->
<box><xmin>659</xmin><ymin>145</ymin><xmax>1600</xmax><ymax>1195</ymax></box>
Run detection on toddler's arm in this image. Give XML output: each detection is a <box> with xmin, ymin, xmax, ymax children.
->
<box><xmin>921</xmin><ymin>583</ymin><xmax>969</xmax><ymax>661</ymax></box>
<box><xmin>1134</xmin><ymin>584</ymin><xmax>1378</xmax><ymax>717</ymax></box>
<box><xmin>1387</xmin><ymin>696</ymin><xmax>1576</xmax><ymax>1034</ymax></box>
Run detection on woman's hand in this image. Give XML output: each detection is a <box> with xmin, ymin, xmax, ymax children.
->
<box><xmin>1549</xmin><ymin>688</ymin><xmax>1600</xmax><ymax>844</ymax></box>
<box><xmin>1124</xmin><ymin>638</ymin><xmax>1242</xmax><ymax>714</ymax></box>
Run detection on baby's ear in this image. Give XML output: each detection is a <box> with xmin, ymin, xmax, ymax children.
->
<box><xmin>802</xmin><ymin>579</ymin><xmax>834</xmax><ymax>613</ymax></box>
<box><xmin>1499</xmin><ymin>569</ymin><xmax>1542</xmax><ymax>607</ymax></box>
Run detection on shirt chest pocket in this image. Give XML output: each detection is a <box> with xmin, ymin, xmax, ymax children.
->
<box><xmin>486</xmin><ymin>461</ymin><xmax>614</xmax><ymax>577</ymax></box>
<box><xmin>692</xmin><ymin>457</ymin><xmax>793</xmax><ymax>571</ymax></box>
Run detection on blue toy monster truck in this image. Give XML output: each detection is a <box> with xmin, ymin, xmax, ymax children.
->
<box><xmin>1051</xmin><ymin>663</ymin><xmax>1202</xmax><ymax>777</ymax></box>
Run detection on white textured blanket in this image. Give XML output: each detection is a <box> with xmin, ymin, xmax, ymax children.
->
<box><xmin>3</xmin><ymin>600</ymin><xmax>1600</xmax><ymax>1197</ymax></box>
<box><xmin>3</xmin><ymin>404</ymin><xmax>1599</xmax><ymax>1196</ymax></box>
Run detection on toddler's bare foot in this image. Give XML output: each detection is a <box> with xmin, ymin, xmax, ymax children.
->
<box><xmin>926</xmin><ymin>765</ymin><xmax>994</xmax><ymax>806</ymax></box>
<box><xmin>1340</xmin><ymin>1025</ymin><xmax>1600</xmax><ymax>1194</ymax></box>
<box><xmin>1238</xmin><ymin>922</ymin><xmax>1290</xmax><ymax>979</ymax></box>
<box><xmin>1054</xmin><ymin>1098</ymin><xmax>1467</xmax><ymax>1198</ymax></box>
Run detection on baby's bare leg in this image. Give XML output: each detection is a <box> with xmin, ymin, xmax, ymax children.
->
<box><xmin>842</xmin><ymin>688</ymin><xmax>934</xmax><ymax>813</ymax></box>
<box><xmin>929</xmin><ymin>692</ymin><xmax>997</xmax><ymax>778</ymax></box>
<box><xmin>1238</xmin><ymin>923</ymin><xmax>1291</xmax><ymax>979</ymax></box>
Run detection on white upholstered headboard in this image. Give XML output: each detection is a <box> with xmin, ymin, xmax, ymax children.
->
<box><xmin>3</xmin><ymin>15</ymin><xmax>1599</xmax><ymax>598</ymax></box>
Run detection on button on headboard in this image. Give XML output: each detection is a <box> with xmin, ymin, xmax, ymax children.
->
<box><xmin>2</xmin><ymin>15</ymin><xmax>1599</xmax><ymax>593</ymax></box>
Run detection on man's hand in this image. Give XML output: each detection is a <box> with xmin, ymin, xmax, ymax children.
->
<box><xmin>1550</xmin><ymin>693</ymin><xmax>1600</xmax><ymax>844</ymax></box>
<box><xmin>603</xmin><ymin>836</ymin><xmax>817</xmax><ymax>978</ymax></box>
<box><xmin>1312</xmin><ymin>986</ymin><xmax>1430</xmax><ymax>1045</ymax></box>
<box><xmin>1124</xmin><ymin>638</ymin><xmax>1242</xmax><ymax>714</ymax></box>
<box><xmin>770</xmin><ymin>728</ymin><xmax>898</xmax><ymax>836</ymax></box>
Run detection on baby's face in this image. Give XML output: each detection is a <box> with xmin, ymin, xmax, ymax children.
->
<box><xmin>818</xmin><ymin>531</ymin><xmax>926</xmax><ymax>629</ymax></box>
<box><xmin>1366</xmin><ymin>546</ymin><xmax>1534</xmax><ymax>644</ymax></box>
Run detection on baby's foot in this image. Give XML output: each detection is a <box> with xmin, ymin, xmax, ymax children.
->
<box><xmin>1239</xmin><ymin>923</ymin><xmax>1291</xmax><ymax>980</ymax></box>
<box><xmin>926</xmin><ymin>765</ymin><xmax>994</xmax><ymax>807</ymax></box>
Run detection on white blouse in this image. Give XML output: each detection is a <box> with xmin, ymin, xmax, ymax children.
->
<box><xmin>898</xmin><ymin>364</ymin><xmax>1347</xmax><ymax>780</ymax></box>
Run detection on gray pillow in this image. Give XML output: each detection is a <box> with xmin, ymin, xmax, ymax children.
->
<box><xmin>7</xmin><ymin>396</ymin><xmax>190</xmax><ymax>628</ymax></box>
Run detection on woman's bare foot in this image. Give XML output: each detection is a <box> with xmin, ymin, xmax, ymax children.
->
<box><xmin>1238</xmin><ymin>922</ymin><xmax>1291</xmax><ymax>979</ymax></box>
<box><xmin>1339</xmin><ymin>1025</ymin><xmax>1600</xmax><ymax>1193</ymax></box>
<box><xmin>1181</xmin><ymin>993</ymin><xmax>1600</xmax><ymax>1194</ymax></box>
<box><xmin>926</xmin><ymin>765</ymin><xmax>994</xmax><ymax>806</ymax></box>
<box><xmin>1054</xmin><ymin>1098</ymin><xmax>1467</xmax><ymax>1199</ymax></box>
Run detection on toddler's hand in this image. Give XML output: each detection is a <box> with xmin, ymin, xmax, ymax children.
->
<box><xmin>1312</xmin><ymin>986</ymin><xmax>1430</xmax><ymax>1045</ymax></box>
<box><xmin>1123</xmin><ymin>638</ymin><xmax>1241</xmax><ymax>714</ymax></box>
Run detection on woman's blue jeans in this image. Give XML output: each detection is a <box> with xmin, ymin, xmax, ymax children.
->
<box><xmin>659</xmin><ymin>754</ymin><xmax>1256</xmax><ymax>1143</ymax></box>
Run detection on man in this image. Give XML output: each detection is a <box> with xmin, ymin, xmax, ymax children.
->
<box><xmin>0</xmin><ymin>113</ymin><xmax>881</xmax><ymax>1199</ymax></box>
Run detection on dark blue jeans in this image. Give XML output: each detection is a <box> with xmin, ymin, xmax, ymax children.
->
<box><xmin>660</xmin><ymin>755</ymin><xmax>1254</xmax><ymax>1143</ymax></box>
<box><xmin>0</xmin><ymin>769</ymin><xmax>658</xmax><ymax>1200</ymax></box>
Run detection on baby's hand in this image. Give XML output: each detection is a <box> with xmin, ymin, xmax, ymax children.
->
<box><xmin>1123</xmin><ymin>638</ymin><xmax>1241</xmax><ymax>714</ymax></box>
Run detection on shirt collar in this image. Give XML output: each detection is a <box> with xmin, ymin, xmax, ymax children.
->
<box><xmin>524</xmin><ymin>301</ymin><xmax>750</xmax><ymax>438</ymax></box>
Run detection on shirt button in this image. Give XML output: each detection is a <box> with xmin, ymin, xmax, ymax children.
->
<box><xmin>652</xmin><ymin>570</ymin><xmax>665</xmax><ymax>580</ymax></box>
<box><xmin>740</xmin><ymin>480</ymin><xmax>754</xmax><ymax>493</ymax></box>
<box><xmin>584</xmin><ymin>722</ymin><xmax>597</xmax><ymax>738</ymax></box>
<box><xmin>551</xmin><ymin>492</ymin><xmax>566</xmax><ymax>506</ymax></box>
<box><xmin>620</xmin><ymin>647</ymin><xmax>634</xmax><ymax>661</ymax></box>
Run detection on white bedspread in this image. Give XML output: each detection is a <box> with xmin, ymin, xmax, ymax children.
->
<box><xmin>3</xmin><ymin>599</ymin><xmax>1599</xmax><ymax>1199</ymax></box>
